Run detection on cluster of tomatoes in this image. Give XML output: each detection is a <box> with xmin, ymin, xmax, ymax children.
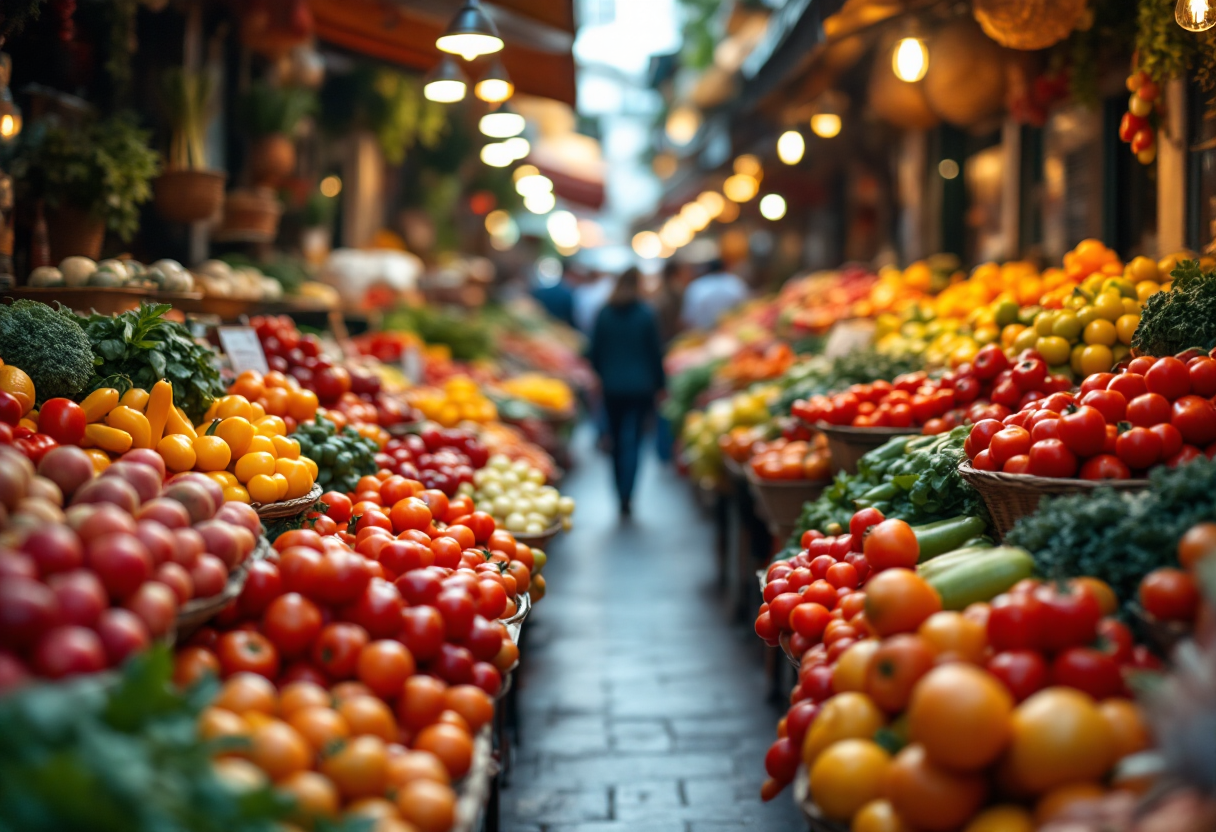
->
<box><xmin>747</xmin><ymin>435</ymin><xmax>832</xmax><ymax>482</ymax></box>
<box><xmin>1137</xmin><ymin>521</ymin><xmax>1214</xmax><ymax>626</ymax></box>
<box><xmin>1120</xmin><ymin>70</ymin><xmax>1161</xmax><ymax>166</ymax></box>
<box><xmin>965</xmin><ymin>353</ymin><xmax>1216</xmax><ymax>478</ymax></box>
<box><xmin>0</xmin><ymin>445</ymin><xmax>263</xmax><ymax>685</ymax></box>
<box><xmin>374</xmin><ymin>426</ymin><xmax>490</xmax><ymax>497</ymax></box>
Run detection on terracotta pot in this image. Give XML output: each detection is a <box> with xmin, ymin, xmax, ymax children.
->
<box><xmin>154</xmin><ymin>169</ymin><xmax>227</xmax><ymax>224</ymax></box>
<box><xmin>249</xmin><ymin>134</ymin><xmax>296</xmax><ymax>188</ymax></box>
<box><xmin>46</xmin><ymin>205</ymin><xmax>104</xmax><ymax>262</ymax></box>
<box><xmin>216</xmin><ymin>187</ymin><xmax>282</xmax><ymax>243</ymax></box>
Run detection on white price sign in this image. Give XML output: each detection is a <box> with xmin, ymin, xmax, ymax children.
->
<box><xmin>218</xmin><ymin>326</ymin><xmax>269</xmax><ymax>375</ymax></box>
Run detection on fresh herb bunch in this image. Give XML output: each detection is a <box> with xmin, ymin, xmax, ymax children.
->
<box><xmin>1008</xmin><ymin>458</ymin><xmax>1216</xmax><ymax>611</ymax></box>
<box><xmin>292</xmin><ymin>414</ymin><xmax>379</xmax><ymax>493</ymax></box>
<box><xmin>781</xmin><ymin>426</ymin><xmax>988</xmax><ymax>556</ymax></box>
<box><xmin>383</xmin><ymin>305</ymin><xmax>492</xmax><ymax>362</ymax></box>
<box><xmin>13</xmin><ymin>115</ymin><xmax>160</xmax><ymax>242</ymax></box>
<box><xmin>0</xmin><ymin>647</ymin><xmax>292</xmax><ymax>832</ymax></box>
<box><xmin>1131</xmin><ymin>260</ymin><xmax>1216</xmax><ymax>357</ymax></box>
<box><xmin>0</xmin><ymin>300</ymin><xmax>95</xmax><ymax>403</ymax></box>
<box><xmin>78</xmin><ymin>302</ymin><xmax>224</xmax><ymax>422</ymax></box>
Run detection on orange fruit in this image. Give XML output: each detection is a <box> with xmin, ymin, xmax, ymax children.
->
<box><xmin>802</xmin><ymin>692</ymin><xmax>886</xmax><ymax>767</ymax></box>
<box><xmin>0</xmin><ymin>365</ymin><xmax>35</xmax><ymax>414</ymax></box>
<box><xmin>1098</xmin><ymin>698</ymin><xmax>1151</xmax><ymax>761</ymax></box>
<box><xmin>883</xmin><ymin>744</ymin><xmax>988</xmax><ymax>832</ymax></box>
<box><xmin>864</xmin><ymin>569</ymin><xmax>942</xmax><ymax>637</ymax></box>
<box><xmin>832</xmin><ymin>639</ymin><xmax>881</xmax><ymax>694</ymax></box>
<box><xmin>907</xmin><ymin>664</ymin><xmax>1012</xmax><ymax>771</ymax></box>
<box><xmin>1000</xmin><ymin>687</ymin><xmax>1114</xmax><ymax>795</ymax></box>
<box><xmin>808</xmin><ymin>739</ymin><xmax>891</xmax><ymax>822</ymax></box>
<box><xmin>248</xmin><ymin>720</ymin><xmax>312</xmax><ymax>781</ymax></box>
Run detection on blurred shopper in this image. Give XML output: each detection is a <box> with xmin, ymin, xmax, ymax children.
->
<box><xmin>588</xmin><ymin>268</ymin><xmax>666</xmax><ymax>518</ymax></box>
<box><xmin>533</xmin><ymin>264</ymin><xmax>577</xmax><ymax>328</ymax></box>
<box><xmin>681</xmin><ymin>258</ymin><xmax>748</xmax><ymax>331</ymax></box>
<box><xmin>573</xmin><ymin>270</ymin><xmax>614</xmax><ymax>335</ymax></box>
<box><xmin>650</xmin><ymin>260</ymin><xmax>692</xmax><ymax>462</ymax></box>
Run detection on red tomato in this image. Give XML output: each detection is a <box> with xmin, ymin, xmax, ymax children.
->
<box><xmin>322</xmin><ymin>492</ymin><xmax>353</xmax><ymax>525</ymax></box>
<box><xmin>1011</xmin><ymin>355</ymin><xmax>1047</xmax><ymax>391</ymax></box>
<box><xmin>1080</xmin><ymin>389</ymin><xmax>1127</xmax><ymax>424</ymax></box>
<box><xmin>0</xmin><ymin>391</ymin><xmax>21</xmax><ymax>426</ymax></box>
<box><xmin>1078</xmin><ymin>453</ymin><xmax>1130</xmax><ymax>480</ymax></box>
<box><xmin>972</xmin><ymin>344</ymin><xmax>1008</xmax><ymax>380</ymax></box>
<box><xmin>971</xmin><ymin>449</ymin><xmax>996</xmax><ymax>471</ymax></box>
<box><xmin>238</xmin><ymin>560</ymin><xmax>283</xmax><ymax>618</ymax></box>
<box><xmin>789</xmin><ymin>603</ymin><xmax>831</xmax><ymax>640</ymax></box>
<box><xmin>1096</xmin><ymin>618</ymin><xmax>1134</xmax><ymax>664</ymax></box>
<box><xmin>1002</xmin><ymin>454</ymin><xmax>1031</xmax><ymax>474</ymax></box>
<box><xmin>1028</xmin><ymin>439</ymin><xmax>1078</xmax><ymax>478</ymax></box>
<box><xmin>261</xmin><ymin>592</ymin><xmax>323</xmax><ymax>657</ymax></box>
<box><xmin>37</xmin><ymin>399</ymin><xmax>87</xmax><ymax>446</ymax></box>
<box><xmin>1167</xmin><ymin>444</ymin><xmax>1204</xmax><ymax>467</ymax></box>
<box><xmin>986</xmin><ymin>593</ymin><xmax>1045</xmax><ymax>651</ymax></box>
<box><xmin>1139</xmin><ymin>568</ymin><xmax>1200</xmax><ymax>622</ymax></box>
<box><xmin>1050</xmin><ymin>647</ymin><xmax>1125</xmax><ymax>699</ymax></box>
<box><xmin>1116</xmin><ymin>426</ymin><xmax>1163</xmax><ymax>471</ymax></box>
<box><xmin>849</xmin><ymin>507</ymin><xmax>886</xmax><ymax>543</ymax></box>
<box><xmin>965</xmin><ymin>419</ymin><xmax>1005</xmax><ymax>456</ymax></box>
<box><xmin>989</xmin><ymin>426</ymin><xmax>1032</xmax><ymax>468</ymax></box>
<box><xmin>1188</xmin><ymin>357</ymin><xmax>1216</xmax><ymax>397</ymax></box>
<box><xmin>1033</xmin><ymin>583</ymin><xmax>1102</xmax><ymax>652</ymax></box>
<box><xmin>825</xmin><ymin>562</ymin><xmax>859</xmax><ymax>590</ymax></box>
<box><xmin>216</xmin><ymin>630</ymin><xmax>280</xmax><ymax>679</ymax></box>
<box><xmin>986</xmin><ymin>650</ymin><xmax>1048</xmax><ymax>702</ymax></box>
<box><xmin>1150</xmin><ymin>422</ymin><xmax>1184</xmax><ymax>459</ymax></box>
<box><xmin>341</xmin><ymin>578</ymin><xmax>405</xmax><ymax>639</ymax></box>
<box><xmin>1170</xmin><ymin>395</ymin><xmax>1216</xmax><ymax>446</ymax></box>
<box><xmin>1108</xmin><ymin>372</ymin><xmax>1148</xmax><ymax>401</ymax></box>
<box><xmin>400</xmin><ymin>605</ymin><xmax>446</xmax><ymax>661</ymax></box>
<box><xmin>1127</xmin><ymin>392</ymin><xmax>1172</xmax><ymax>427</ymax></box>
<box><xmin>311</xmin><ymin>622</ymin><xmax>370</xmax><ymax>680</ymax></box>
<box><xmin>1145</xmin><ymin>357</ymin><xmax>1190</xmax><ymax>400</ymax></box>
<box><xmin>1080</xmin><ymin>373</ymin><xmax>1116</xmax><ymax>396</ymax></box>
<box><xmin>1058</xmin><ymin>406</ymin><xmax>1106</xmax><ymax>457</ymax></box>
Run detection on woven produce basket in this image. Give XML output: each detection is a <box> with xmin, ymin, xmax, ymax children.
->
<box><xmin>817</xmin><ymin>423</ymin><xmax>913</xmax><ymax>475</ymax></box>
<box><xmin>175</xmin><ymin>536</ymin><xmax>272</xmax><ymax>638</ymax></box>
<box><xmin>253</xmin><ymin>484</ymin><xmax>323</xmax><ymax>520</ymax></box>
<box><xmin>745</xmin><ymin>467</ymin><xmax>829</xmax><ymax>542</ymax></box>
<box><xmin>957</xmin><ymin>461</ymin><xmax>1148</xmax><ymax>541</ymax></box>
<box><xmin>513</xmin><ymin>522</ymin><xmax>562</xmax><ymax>552</ymax></box>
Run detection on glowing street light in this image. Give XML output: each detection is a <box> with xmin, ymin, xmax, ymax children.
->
<box><xmin>632</xmin><ymin>231</ymin><xmax>662</xmax><ymax>259</ymax></box>
<box><xmin>436</xmin><ymin>1</ymin><xmax>503</xmax><ymax>61</ymax></box>
<box><xmin>893</xmin><ymin>37</ymin><xmax>929</xmax><ymax>83</ymax></box>
<box><xmin>759</xmin><ymin>194</ymin><xmax>787</xmax><ymax>221</ymax></box>
<box><xmin>777</xmin><ymin>131</ymin><xmax>805</xmax><ymax>164</ymax></box>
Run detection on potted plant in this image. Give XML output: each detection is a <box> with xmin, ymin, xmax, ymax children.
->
<box><xmin>154</xmin><ymin>68</ymin><xmax>225</xmax><ymax>224</ymax></box>
<box><xmin>14</xmin><ymin>115</ymin><xmax>161</xmax><ymax>260</ymax></box>
<box><xmin>240</xmin><ymin>82</ymin><xmax>313</xmax><ymax>188</ymax></box>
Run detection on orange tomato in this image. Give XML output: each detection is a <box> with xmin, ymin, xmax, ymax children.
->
<box><xmin>386</xmin><ymin>750</ymin><xmax>451</xmax><ymax>787</ymax></box>
<box><xmin>962</xmin><ymin>805</ymin><xmax>1035</xmax><ymax>832</ymax></box>
<box><xmin>1035</xmin><ymin>782</ymin><xmax>1106</xmax><ymax>825</ymax></box>
<box><xmin>216</xmin><ymin>395</ymin><xmax>254</xmax><ymax>421</ymax></box>
<box><xmin>338</xmin><ymin>695</ymin><xmax>398</xmax><ymax>741</ymax></box>
<box><xmin>1097</xmin><ymin>698</ymin><xmax>1151</xmax><ymax>761</ymax></box>
<box><xmin>395</xmin><ymin>779</ymin><xmax>457</xmax><ymax>832</ymax></box>
<box><xmin>802</xmin><ymin>691</ymin><xmax>886</xmax><ymax>766</ymax></box>
<box><xmin>263</xmin><ymin>387</ymin><xmax>290</xmax><ymax>417</ymax></box>
<box><xmin>343</xmin><ymin>797</ymin><xmax>398</xmax><ymax>821</ymax></box>
<box><xmin>192</xmin><ymin>434</ymin><xmax>232</xmax><ymax>472</ymax></box>
<box><xmin>907</xmin><ymin>663</ymin><xmax>1012</xmax><ymax>771</ymax></box>
<box><xmin>214</xmin><ymin>672</ymin><xmax>278</xmax><ymax>716</ymax></box>
<box><xmin>272</xmin><ymin>434</ymin><xmax>301</xmax><ymax>460</ymax></box>
<box><xmin>413</xmin><ymin>723</ymin><xmax>474</xmax><ymax>779</ymax></box>
<box><xmin>0</xmin><ymin>365</ymin><xmax>35</xmax><ymax>414</ymax></box>
<box><xmin>229</xmin><ymin>372</ymin><xmax>266</xmax><ymax>402</ymax></box>
<box><xmin>236</xmin><ymin>451</ymin><xmax>276</xmax><ymax>483</ymax></box>
<box><xmin>157</xmin><ymin>434</ymin><xmax>197</xmax><ymax>472</ymax></box>
<box><xmin>278</xmin><ymin>681</ymin><xmax>331</xmax><ymax>717</ymax></box>
<box><xmin>808</xmin><ymin>739</ymin><xmax>891</xmax><ymax>822</ymax></box>
<box><xmin>320</xmin><ymin>735</ymin><xmax>389</xmax><ymax>799</ymax></box>
<box><xmin>832</xmin><ymin>639</ymin><xmax>881</xmax><ymax>694</ymax></box>
<box><xmin>174</xmin><ymin>645</ymin><xmax>220</xmax><ymax>687</ymax></box>
<box><xmin>248</xmin><ymin>720</ymin><xmax>312</xmax><ymax>780</ymax></box>
<box><xmin>198</xmin><ymin>707</ymin><xmax>249</xmax><ymax>745</ymax></box>
<box><xmin>276</xmin><ymin>458</ymin><xmax>315</xmax><ymax>499</ymax></box>
<box><xmin>443</xmin><ymin>685</ymin><xmax>495</xmax><ymax>732</ymax></box>
<box><xmin>331</xmin><ymin>681</ymin><xmax>374</xmax><ymax>703</ymax></box>
<box><xmin>851</xmin><ymin>799</ymin><xmax>911</xmax><ymax>832</ymax></box>
<box><xmin>397</xmin><ymin>675</ymin><xmax>449</xmax><ymax>732</ymax></box>
<box><xmin>865</xmin><ymin>634</ymin><xmax>937</xmax><ymax>713</ymax></box>
<box><xmin>288</xmin><ymin>705</ymin><xmax>351</xmax><ymax>753</ymax></box>
<box><xmin>288</xmin><ymin>389</ymin><xmax>319</xmax><ymax>422</ymax></box>
<box><xmin>918</xmin><ymin>611</ymin><xmax>987</xmax><ymax>663</ymax></box>
<box><xmin>356</xmin><ymin>640</ymin><xmax>417</xmax><ymax>699</ymax></box>
<box><xmin>216</xmin><ymin>417</ymin><xmax>255</xmax><ymax>458</ymax></box>
<box><xmin>1000</xmin><ymin>688</ymin><xmax>1114</xmax><ymax>795</ymax></box>
<box><xmin>883</xmin><ymin>744</ymin><xmax>988</xmax><ymax>832</ymax></box>
<box><xmin>864</xmin><ymin>569</ymin><xmax>942</xmax><ymax>637</ymax></box>
<box><xmin>279</xmin><ymin>770</ymin><xmax>340</xmax><ymax>821</ymax></box>
<box><xmin>1070</xmin><ymin>577</ymin><xmax>1117</xmax><ymax>617</ymax></box>
<box><xmin>1178</xmin><ymin>522</ymin><xmax>1216</xmax><ymax>570</ymax></box>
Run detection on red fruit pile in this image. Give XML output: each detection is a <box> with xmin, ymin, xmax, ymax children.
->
<box><xmin>0</xmin><ymin>445</ymin><xmax>261</xmax><ymax>685</ymax></box>
<box><xmin>375</xmin><ymin>426</ymin><xmax>489</xmax><ymax>496</ymax></box>
<box><xmin>965</xmin><ymin>354</ymin><xmax>1216</xmax><ymax>478</ymax></box>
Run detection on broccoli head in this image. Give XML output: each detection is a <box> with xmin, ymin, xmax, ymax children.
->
<box><xmin>1131</xmin><ymin>260</ymin><xmax>1216</xmax><ymax>357</ymax></box>
<box><xmin>0</xmin><ymin>300</ymin><xmax>95</xmax><ymax>403</ymax></box>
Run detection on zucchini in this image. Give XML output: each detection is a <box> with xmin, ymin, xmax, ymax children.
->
<box><xmin>923</xmin><ymin>546</ymin><xmax>1036</xmax><ymax>610</ymax></box>
<box><xmin>913</xmin><ymin>515</ymin><xmax>988</xmax><ymax>562</ymax></box>
<box><xmin>915</xmin><ymin>545</ymin><xmax>1001</xmax><ymax>581</ymax></box>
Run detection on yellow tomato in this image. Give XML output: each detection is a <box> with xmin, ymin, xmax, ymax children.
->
<box><xmin>272</xmin><ymin>435</ymin><xmax>301</xmax><ymax>460</ymax></box>
<box><xmin>1000</xmin><ymin>324</ymin><xmax>1026</xmax><ymax>348</ymax></box>
<box><xmin>809</xmin><ymin>740</ymin><xmax>891</xmax><ymax>822</ymax></box>
<box><xmin>1012</xmin><ymin>328</ymin><xmax>1039</xmax><ymax>354</ymax></box>
<box><xmin>157</xmin><ymin>434</ymin><xmax>197</xmax><ymax>473</ymax></box>
<box><xmin>1083</xmin><ymin>319</ymin><xmax>1117</xmax><ymax>347</ymax></box>
<box><xmin>1135</xmin><ymin>281</ymin><xmax>1161</xmax><ymax>302</ymax></box>
<box><xmin>270</xmin><ymin>473</ymin><xmax>290</xmax><ymax>500</ymax></box>
<box><xmin>84</xmin><ymin>449</ymin><xmax>112</xmax><ymax>473</ymax></box>
<box><xmin>235</xmin><ymin>452</ymin><xmax>277</xmax><ymax>483</ymax></box>
<box><xmin>255</xmin><ymin>415</ymin><xmax>287</xmax><ymax>437</ymax></box>
<box><xmin>1125</xmin><ymin>256</ymin><xmax>1159</xmax><ymax>283</ymax></box>
<box><xmin>300</xmin><ymin>456</ymin><xmax>319</xmax><ymax>479</ymax></box>
<box><xmin>275</xmin><ymin>458</ymin><xmax>314</xmax><ymax>499</ymax></box>
<box><xmin>193</xmin><ymin>435</ymin><xmax>232</xmax><ymax>472</ymax></box>
<box><xmin>1070</xmin><ymin>343</ymin><xmax>1088</xmax><ymax>375</ymax></box>
<box><xmin>247</xmin><ymin>474</ymin><xmax>281</xmax><ymax>504</ymax></box>
<box><xmin>247</xmin><ymin>435</ymin><xmax>276</xmax><ymax>456</ymax></box>
<box><xmin>1035</xmin><ymin>336</ymin><xmax>1071</xmax><ymax>366</ymax></box>
<box><xmin>852</xmin><ymin>800</ymin><xmax>910</xmax><ymax>832</ymax></box>
<box><xmin>1115</xmin><ymin>314</ymin><xmax>1140</xmax><ymax>346</ymax></box>
<box><xmin>208</xmin><ymin>471</ymin><xmax>238</xmax><ymax>488</ymax></box>
<box><xmin>216</xmin><ymin>417</ymin><xmax>255</xmax><ymax>459</ymax></box>
<box><xmin>1033</xmin><ymin>311</ymin><xmax>1057</xmax><ymax>337</ymax></box>
<box><xmin>215</xmin><ymin>395</ymin><xmax>254</xmax><ymax>421</ymax></box>
<box><xmin>1092</xmin><ymin>291</ymin><xmax>1125</xmax><ymax>322</ymax></box>
<box><xmin>832</xmin><ymin>640</ymin><xmax>881</xmax><ymax>694</ymax></box>
<box><xmin>223</xmin><ymin>484</ymin><xmax>252</xmax><ymax>504</ymax></box>
<box><xmin>249</xmin><ymin>402</ymin><xmax>266</xmax><ymax>421</ymax></box>
<box><xmin>1079</xmin><ymin>344</ymin><xmax>1114</xmax><ymax>376</ymax></box>
<box><xmin>803</xmin><ymin>692</ymin><xmax>886</xmax><ymax>766</ymax></box>
<box><xmin>963</xmin><ymin>805</ymin><xmax>1035</xmax><ymax>832</ymax></box>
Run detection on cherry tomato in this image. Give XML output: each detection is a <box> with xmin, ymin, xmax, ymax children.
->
<box><xmin>1096</xmin><ymin>617</ymin><xmax>1134</xmax><ymax>664</ymax></box>
<box><xmin>1139</xmin><ymin>568</ymin><xmax>1200</xmax><ymax>622</ymax></box>
<box><xmin>972</xmin><ymin>344</ymin><xmax>1009</xmax><ymax>380</ymax></box>
<box><xmin>216</xmin><ymin>630</ymin><xmax>280</xmax><ymax>679</ymax></box>
<box><xmin>1081</xmin><ymin>373</ymin><xmax>1116</xmax><ymax>396</ymax></box>
<box><xmin>311</xmin><ymin>622</ymin><xmax>370</xmax><ymax>680</ymax></box>
<box><xmin>1011</xmin><ymin>355</ymin><xmax>1047</xmax><ymax>391</ymax></box>
<box><xmin>1002</xmin><ymin>454</ymin><xmax>1031</xmax><ymax>474</ymax></box>
<box><xmin>989</xmin><ymin>426</ymin><xmax>1031</xmax><ymax>468</ymax></box>
<box><xmin>1080</xmin><ymin>389</ymin><xmax>1127</xmax><ymax>424</ymax></box>
<box><xmin>37</xmin><ymin>399</ymin><xmax>86</xmax><ymax>446</ymax></box>
<box><xmin>848</xmin><ymin>507</ymin><xmax>885</xmax><ymax>543</ymax></box>
<box><xmin>986</xmin><ymin>650</ymin><xmax>1048</xmax><ymax>702</ymax></box>
<box><xmin>1050</xmin><ymin>647</ymin><xmax>1125</xmax><ymax>699</ymax></box>
<box><xmin>1108</xmin><ymin>372</ymin><xmax>1148</xmax><ymax>401</ymax></box>
<box><xmin>862</xmin><ymin>519</ymin><xmax>918</xmax><ymax>571</ymax></box>
<box><xmin>262</xmin><ymin>592</ymin><xmax>324</xmax><ymax>657</ymax></box>
<box><xmin>1033</xmin><ymin>582</ymin><xmax>1102</xmax><ymax>652</ymax></box>
<box><xmin>986</xmin><ymin>593</ymin><xmax>1045</xmax><ymax>652</ymax></box>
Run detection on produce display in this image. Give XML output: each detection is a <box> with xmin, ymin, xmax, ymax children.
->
<box><xmin>468</xmin><ymin>454</ymin><xmax>575</xmax><ymax>534</ymax></box>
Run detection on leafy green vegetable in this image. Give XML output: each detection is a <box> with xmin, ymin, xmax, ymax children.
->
<box><xmin>0</xmin><ymin>300</ymin><xmax>94</xmax><ymax>403</ymax></box>
<box><xmin>1131</xmin><ymin>259</ymin><xmax>1216</xmax><ymax>357</ymax></box>
<box><xmin>780</xmin><ymin>426</ymin><xmax>988</xmax><ymax>557</ymax></box>
<box><xmin>383</xmin><ymin>305</ymin><xmax>492</xmax><ymax>362</ymax></box>
<box><xmin>1008</xmin><ymin>457</ymin><xmax>1216</xmax><ymax>610</ymax></box>
<box><xmin>78</xmin><ymin>302</ymin><xmax>225</xmax><ymax>422</ymax></box>
<box><xmin>662</xmin><ymin>360</ymin><xmax>721</xmax><ymax>427</ymax></box>
<box><xmin>0</xmin><ymin>647</ymin><xmax>294</xmax><ymax>832</ymax></box>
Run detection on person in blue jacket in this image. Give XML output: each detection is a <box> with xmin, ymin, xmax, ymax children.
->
<box><xmin>588</xmin><ymin>267</ymin><xmax>667</xmax><ymax>518</ymax></box>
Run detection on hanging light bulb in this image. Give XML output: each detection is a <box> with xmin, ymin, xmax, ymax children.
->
<box><xmin>436</xmin><ymin>0</ymin><xmax>504</xmax><ymax>61</ymax></box>
<box><xmin>516</xmin><ymin>172</ymin><xmax>553</xmax><ymax>198</ymax></box>
<box><xmin>503</xmin><ymin>136</ymin><xmax>530</xmax><ymax>160</ymax></box>
<box><xmin>696</xmin><ymin>191</ymin><xmax>725</xmax><ymax>219</ymax></box>
<box><xmin>480</xmin><ymin>143</ymin><xmax>514</xmax><ymax>167</ymax></box>
<box><xmin>733</xmin><ymin>154</ymin><xmax>763</xmax><ymax>178</ymax></box>
<box><xmin>893</xmin><ymin>37</ymin><xmax>929</xmax><ymax>83</ymax></box>
<box><xmin>723</xmin><ymin>174</ymin><xmax>759</xmax><ymax>203</ymax></box>
<box><xmin>810</xmin><ymin>113</ymin><xmax>842</xmax><ymax>139</ymax></box>
<box><xmin>0</xmin><ymin>54</ymin><xmax>20</xmax><ymax>143</ymax></box>
<box><xmin>777</xmin><ymin>131</ymin><xmax>805</xmax><ymax>164</ymax></box>
<box><xmin>475</xmin><ymin>60</ymin><xmax>514</xmax><ymax>103</ymax></box>
<box><xmin>479</xmin><ymin>108</ymin><xmax>525</xmax><ymax>138</ymax></box>
<box><xmin>424</xmin><ymin>57</ymin><xmax>468</xmax><ymax>103</ymax></box>
<box><xmin>759</xmin><ymin>194</ymin><xmax>787</xmax><ymax>221</ymax></box>
<box><xmin>632</xmin><ymin>231</ymin><xmax>662</xmax><ymax>260</ymax></box>
<box><xmin>1177</xmin><ymin>0</ymin><xmax>1216</xmax><ymax>30</ymax></box>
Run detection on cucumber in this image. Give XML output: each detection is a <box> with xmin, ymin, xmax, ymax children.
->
<box><xmin>915</xmin><ymin>545</ymin><xmax>1001</xmax><ymax>581</ymax></box>
<box><xmin>913</xmin><ymin>515</ymin><xmax>988</xmax><ymax>562</ymax></box>
<box><xmin>924</xmin><ymin>547</ymin><xmax>1036</xmax><ymax>610</ymax></box>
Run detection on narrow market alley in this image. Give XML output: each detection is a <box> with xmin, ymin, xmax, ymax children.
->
<box><xmin>502</xmin><ymin>429</ymin><xmax>805</xmax><ymax>832</ymax></box>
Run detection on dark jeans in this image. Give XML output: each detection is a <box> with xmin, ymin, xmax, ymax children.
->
<box><xmin>604</xmin><ymin>393</ymin><xmax>652</xmax><ymax>507</ymax></box>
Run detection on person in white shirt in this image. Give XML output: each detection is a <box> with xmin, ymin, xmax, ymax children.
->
<box><xmin>573</xmin><ymin>271</ymin><xmax>615</xmax><ymax>335</ymax></box>
<box><xmin>680</xmin><ymin>259</ymin><xmax>749</xmax><ymax>331</ymax></box>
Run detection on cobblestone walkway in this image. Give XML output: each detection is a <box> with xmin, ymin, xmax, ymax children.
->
<box><xmin>501</xmin><ymin>430</ymin><xmax>804</xmax><ymax>832</ymax></box>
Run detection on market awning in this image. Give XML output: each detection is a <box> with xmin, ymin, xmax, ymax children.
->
<box><xmin>310</xmin><ymin>0</ymin><xmax>578</xmax><ymax>107</ymax></box>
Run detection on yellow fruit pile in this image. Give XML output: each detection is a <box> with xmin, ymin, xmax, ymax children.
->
<box><xmin>406</xmin><ymin>376</ymin><xmax>498</xmax><ymax>427</ymax></box>
<box><xmin>498</xmin><ymin>374</ymin><xmax>575</xmax><ymax>413</ymax></box>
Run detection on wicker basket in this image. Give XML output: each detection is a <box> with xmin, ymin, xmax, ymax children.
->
<box><xmin>745</xmin><ymin>467</ymin><xmax>828</xmax><ymax>542</ymax></box>
<box><xmin>175</xmin><ymin>536</ymin><xmax>271</xmax><ymax>638</ymax></box>
<box><xmin>957</xmin><ymin>461</ymin><xmax>1148</xmax><ymax>541</ymax></box>
<box><xmin>817</xmin><ymin>423</ymin><xmax>914</xmax><ymax>475</ymax></box>
<box><xmin>513</xmin><ymin>523</ymin><xmax>562</xmax><ymax>553</ymax></box>
<box><xmin>253</xmin><ymin>484</ymin><xmax>323</xmax><ymax>520</ymax></box>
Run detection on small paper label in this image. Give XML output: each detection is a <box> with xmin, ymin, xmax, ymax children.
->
<box><xmin>218</xmin><ymin>326</ymin><xmax>269</xmax><ymax>375</ymax></box>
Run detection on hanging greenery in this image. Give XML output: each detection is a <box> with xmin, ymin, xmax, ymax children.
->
<box><xmin>368</xmin><ymin>70</ymin><xmax>447</xmax><ymax>166</ymax></box>
<box><xmin>1135</xmin><ymin>0</ymin><xmax>1216</xmax><ymax>88</ymax></box>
